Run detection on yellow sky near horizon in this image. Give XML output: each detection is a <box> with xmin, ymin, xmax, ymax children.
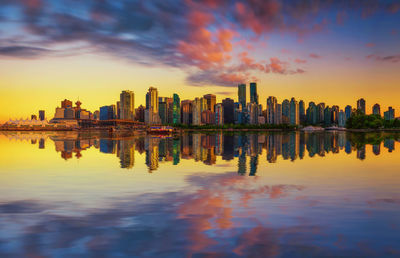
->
<box><xmin>0</xmin><ymin>53</ymin><xmax>399</xmax><ymax>122</ymax></box>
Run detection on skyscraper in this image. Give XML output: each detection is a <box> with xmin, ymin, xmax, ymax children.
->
<box><xmin>345</xmin><ymin>105</ymin><xmax>352</xmax><ymax>120</ymax></box>
<box><xmin>299</xmin><ymin>100</ymin><xmax>305</xmax><ymax>123</ymax></box>
<box><xmin>357</xmin><ymin>98</ymin><xmax>366</xmax><ymax>114</ymax></box>
<box><xmin>172</xmin><ymin>93</ymin><xmax>180</xmax><ymax>124</ymax></box>
<box><xmin>275</xmin><ymin>104</ymin><xmax>282</xmax><ymax>124</ymax></box>
<box><xmin>282</xmin><ymin>99</ymin><xmax>290</xmax><ymax>124</ymax></box>
<box><xmin>238</xmin><ymin>84</ymin><xmax>246</xmax><ymax>110</ymax></box>
<box><xmin>120</xmin><ymin>90</ymin><xmax>135</xmax><ymax>120</ymax></box>
<box><xmin>145</xmin><ymin>87</ymin><xmax>160</xmax><ymax>124</ymax></box>
<box><xmin>181</xmin><ymin>100</ymin><xmax>193</xmax><ymax>125</ymax></box>
<box><xmin>146</xmin><ymin>87</ymin><xmax>158</xmax><ymax>113</ymax></box>
<box><xmin>215</xmin><ymin>103</ymin><xmax>224</xmax><ymax>125</ymax></box>
<box><xmin>372</xmin><ymin>103</ymin><xmax>381</xmax><ymax>116</ymax></box>
<box><xmin>250</xmin><ymin>82</ymin><xmax>258</xmax><ymax>104</ymax></box>
<box><xmin>267</xmin><ymin>96</ymin><xmax>277</xmax><ymax>124</ymax></box>
<box><xmin>384</xmin><ymin>107</ymin><xmax>395</xmax><ymax>120</ymax></box>
<box><xmin>39</xmin><ymin>110</ymin><xmax>45</xmax><ymax>121</ymax></box>
<box><xmin>203</xmin><ymin>94</ymin><xmax>216</xmax><ymax>112</ymax></box>
<box><xmin>158</xmin><ymin>97</ymin><xmax>168</xmax><ymax>124</ymax></box>
<box><xmin>222</xmin><ymin>98</ymin><xmax>235</xmax><ymax>124</ymax></box>
<box><xmin>192</xmin><ymin>97</ymin><xmax>202</xmax><ymax>125</ymax></box>
<box><xmin>289</xmin><ymin>98</ymin><xmax>299</xmax><ymax>125</ymax></box>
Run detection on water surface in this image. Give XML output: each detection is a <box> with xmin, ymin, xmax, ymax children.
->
<box><xmin>0</xmin><ymin>131</ymin><xmax>399</xmax><ymax>257</ymax></box>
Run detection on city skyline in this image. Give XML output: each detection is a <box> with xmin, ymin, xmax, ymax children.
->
<box><xmin>0</xmin><ymin>1</ymin><xmax>400</xmax><ymax>122</ymax></box>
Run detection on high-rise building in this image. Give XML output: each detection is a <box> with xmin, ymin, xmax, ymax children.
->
<box><xmin>192</xmin><ymin>98</ymin><xmax>202</xmax><ymax>125</ymax></box>
<box><xmin>135</xmin><ymin>105</ymin><xmax>145</xmax><ymax>122</ymax></box>
<box><xmin>345</xmin><ymin>105</ymin><xmax>352</xmax><ymax>120</ymax></box>
<box><xmin>116</xmin><ymin>101</ymin><xmax>121</xmax><ymax>119</ymax></box>
<box><xmin>250</xmin><ymin>82</ymin><xmax>258</xmax><ymax>104</ymax></box>
<box><xmin>384</xmin><ymin>107</ymin><xmax>395</xmax><ymax>120</ymax></box>
<box><xmin>267</xmin><ymin>96</ymin><xmax>277</xmax><ymax>124</ymax></box>
<box><xmin>372</xmin><ymin>104</ymin><xmax>381</xmax><ymax>116</ymax></box>
<box><xmin>234</xmin><ymin>102</ymin><xmax>243</xmax><ymax>124</ymax></box>
<box><xmin>100</xmin><ymin>105</ymin><xmax>116</xmax><ymax>120</ymax></box>
<box><xmin>238</xmin><ymin>84</ymin><xmax>246</xmax><ymax>110</ymax></box>
<box><xmin>357</xmin><ymin>98</ymin><xmax>366</xmax><ymax>114</ymax></box>
<box><xmin>145</xmin><ymin>87</ymin><xmax>160</xmax><ymax>124</ymax></box>
<box><xmin>172</xmin><ymin>93</ymin><xmax>180</xmax><ymax>124</ymax></box>
<box><xmin>158</xmin><ymin>97</ymin><xmax>168</xmax><ymax>124</ymax></box>
<box><xmin>289</xmin><ymin>98</ymin><xmax>299</xmax><ymax>125</ymax></box>
<box><xmin>338</xmin><ymin>110</ymin><xmax>346</xmax><ymax>127</ymax></box>
<box><xmin>39</xmin><ymin>110</ymin><xmax>45</xmax><ymax>121</ymax></box>
<box><xmin>61</xmin><ymin>99</ymin><xmax>72</xmax><ymax>108</ymax></box>
<box><xmin>299</xmin><ymin>100</ymin><xmax>305</xmax><ymax>123</ymax></box>
<box><xmin>120</xmin><ymin>90</ymin><xmax>135</xmax><ymax>120</ymax></box>
<box><xmin>282</xmin><ymin>99</ymin><xmax>290</xmax><ymax>124</ymax></box>
<box><xmin>181</xmin><ymin>100</ymin><xmax>193</xmax><ymax>125</ymax></box>
<box><xmin>275</xmin><ymin>104</ymin><xmax>282</xmax><ymax>124</ymax></box>
<box><xmin>146</xmin><ymin>87</ymin><xmax>159</xmax><ymax>112</ymax></box>
<box><xmin>222</xmin><ymin>98</ymin><xmax>235</xmax><ymax>124</ymax></box>
<box><xmin>331</xmin><ymin>105</ymin><xmax>339</xmax><ymax>125</ymax></box>
<box><xmin>247</xmin><ymin>102</ymin><xmax>259</xmax><ymax>124</ymax></box>
<box><xmin>215</xmin><ymin>103</ymin><xmax>224</xmax><ymax>125</ymax></box>
<box><xmin>324</xmin><ymin>106</ymin><xmax>332</xmax><ymax>126</ymax></box>
<box><xmin>203</xmin><ymin>94</ymin><xmax>216</xmax><ymax>112</ymax></box>
<box><xmin>317</xmin><ymin>103</ymin><xmax>325</xmax><ymax>123</ymax></box>
<box><xmin>306</xmin><ymin>102</ymin><xmax>317</xmax><ymax>124</ymax></box>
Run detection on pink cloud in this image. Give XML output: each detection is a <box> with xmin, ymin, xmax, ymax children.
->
<box><xmin>294</xmin><ymin>58</ymin><xmax>307</xmax><ymax>64</ymax></box>
<box><xmin>309</xmin><ymin>53</ymin><xmax>321</xmax><ymax>59</ymax></box>
<box><xmin>365</xmin><ymin>42</ymin><xmax>376</xmax><ymax>48</ymax></box>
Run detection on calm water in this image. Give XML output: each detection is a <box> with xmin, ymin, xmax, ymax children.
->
<box><xmin>0</xmin><ymin>131</ymin><xmax>399</xmax><ymax>257</ymax></box>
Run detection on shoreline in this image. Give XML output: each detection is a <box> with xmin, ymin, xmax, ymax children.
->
<box><xmin>2</xmin><ymin>127</ymin><xmax>400</xmax><ymax>133</ymax></box>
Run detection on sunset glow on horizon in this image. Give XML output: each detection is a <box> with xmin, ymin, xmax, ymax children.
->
<box><xmin>0</xmin><ymin>0</ymin><xmax>399</xmax><ymax>121</ymax></box>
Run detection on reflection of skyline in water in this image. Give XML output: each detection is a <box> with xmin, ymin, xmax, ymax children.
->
<box><xmin>3</xmin><ymin>131</ymin><xmax>399</xmax><ymax>174</ymax></box>
<box><xmin>1</xmin><ymin>131</ymin><xmax>400</xmax><ymax>257</ymax></box>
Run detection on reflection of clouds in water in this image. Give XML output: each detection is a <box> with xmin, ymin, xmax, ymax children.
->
<box><xmin>0</xmin><ymin>170</ymin><xmax>399</xmax><ymax>256</ymax></box>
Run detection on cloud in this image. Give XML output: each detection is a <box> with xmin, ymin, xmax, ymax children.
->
<box><xmin>0</xmin><ymin>0</ymin><xmax>397</xmax><ymax>86</ymax></box>
<box><xmin>0</xmin><ymin>45</ymin><xmax>51</xmax><ymax>58</ymax></box>
<box><xmin>294</xmin><ymin>58</ymin><xmax>307</xmax><ymax>64</ymax></box>
<box><xmin>309</xmin><ymin>53</ymin><xmax>321</xmax><ymax>59</ymax></box>
<box><xmin>365</xmin><ymin>43</ymin><xmax>376</xmax><ymax>48</ymax></box>
<box><xmin>366</xmin><ymin>54</ymin><xmax>400</xmax><ymax>63</ymax></box>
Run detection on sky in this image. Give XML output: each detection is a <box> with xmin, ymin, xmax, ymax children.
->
<box><xmin>0</xmin><ymin>0</ymin><xmax>399</xmax><ymax>121</ymax></box>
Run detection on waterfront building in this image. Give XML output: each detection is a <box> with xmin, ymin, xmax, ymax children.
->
<box><xmin>54</xmin><ymin>108</ymin><xmax>65</xmax><ymax>119</ymax></box>
<box><xmin>247</xmin><ymin>102</ymin><xmax>259</xmax><ymax>124</ymax></box>
<box><xmin>306</xmin><ymin>102</ymin><xmax>317</xmax><ymax>125</ymax></box>
<box><xmin>338</xmin><ymin>110</ymin><xmax>346</xmax><ymax>127</ymax></box>
<box><xmin>331</xmin><ymin>105</ymin><xmax>339</xmax><ymax>125</ymax></box>
<box><xmin>317</xmin><ymin>103</ymin><xmax>325</xmax><ymax>123</ymax></box>
<box><xmin>267</xmin><ymin>96</ymin><xmax>277</xmax><ymax>124</ymax></box>
<box><xmin>222</xmin><ymin>98</ymin><xmax>235</xmax><ymax>124</ymax></box>
<box><xmin>203</xmin><ymin>94</ymin><xmax>216</xmax><ymax>112</ymax></box>
<box><xmin>120</xmin><ymin>90</ymin><xmax>135</xmax><ymax>120</ymax></box>
<box><xmin>135</xmin><ymin>105</ymin><xmax>145</xmax><ymax>122</ymax></box>
<box><xmin>372</xmin><ymin>104</ymin><xmax>381</xmax><ymax>116</ymax></box>
<box><xmin>238</xmin><ymin>84</ymin><xmax>246</xmax><ymax>110</ymax></box>
<box><xmin>289</xmin><ymin>98</ymin><xmax>299</xmax><ymax>125</ymax></box>
<box><xmin>201</xmin><ymin>110</ymin><xmax>215</xmax><ymax>124</ymax></box>
<box><xmin>100</xmin><ymin>105</ymin><xmax>116</xmax><ymax>120</ymax></box>
<box><xmin>357</xmin><ymin>98</ymin><xmax>366</xmax><ymax>114</ymax></box>
<box><xmin>282</xmin><ymin>99</ymin><xmax>290</xmax><ymax>124</ymax></box>
<box><xmin>345</xmin><ymin>105</ymin><xmax>352</xmax><ymax>120</ymax></box>
<box><xmin>234</xmin><ymin>102</ymin><xmax>243</xmax><ymax>124</ymax></box>
<box><xmin>324</xmin><ymin>106</ymin><xmax>332</xmax><ymax>126</ymax></box>
<box><xmin>250</xmin><ymin>82</ymin><xmax>258</xmax><ymax>104</ymax></box>
<box><xmin>172</xmin><ymin>93</ymin><xmax>180</xmax><ymax>124</ymax></box>
<box><xmin>145</xmin><ymin>87</ymin><xmax>161</xmax><ymax>124</ymax></box>
<box><xmin>192</xmin><ymin>98</ymin><xmax>202</xmax><ymax>125</ymax></box>
<box><xmin>215</xmin><ymin>103</ymin><xmax>224</xmax><ymax>125</ymax></box>
<box><xmin>93</xmin><ymin>110</ymin><xmax>100</xmax><ymax>120</ymax></box>
<box><xmin>275</xmin><ymin>104</ymin><xmax>282</xmax><ymax>124</ymax></box>
<box><xmin>299</xmin><ymin>100</ymin><xmax>305</xmax><ymax>123</ymax></box>
<box><xmin>116</xmin><ymin>101</ymin><xmax>120</xmax><ymax>119</ymax></box>
<box><xmin>181</xmin><ymin>100</ymin><xmax>193</xmax><ymax>125</ymax></box>
<box><xmin>39</xmin><ymin>110</ymin><xmax>45</xmax><ymax>121</ymax></box>
<box><xmin>384</xmin><ymin>107</ymin><xmax>395</xmax><ymax>120</ymax></box>
<box><xmin>158</xmin><ymin>97</ymin><xmax>168</xmax><ymax>124</ymax></box>
<box><xmin>61</xmin><ymin>99</ymin><xmax>73</xmax><ymax>108</ymax></box>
